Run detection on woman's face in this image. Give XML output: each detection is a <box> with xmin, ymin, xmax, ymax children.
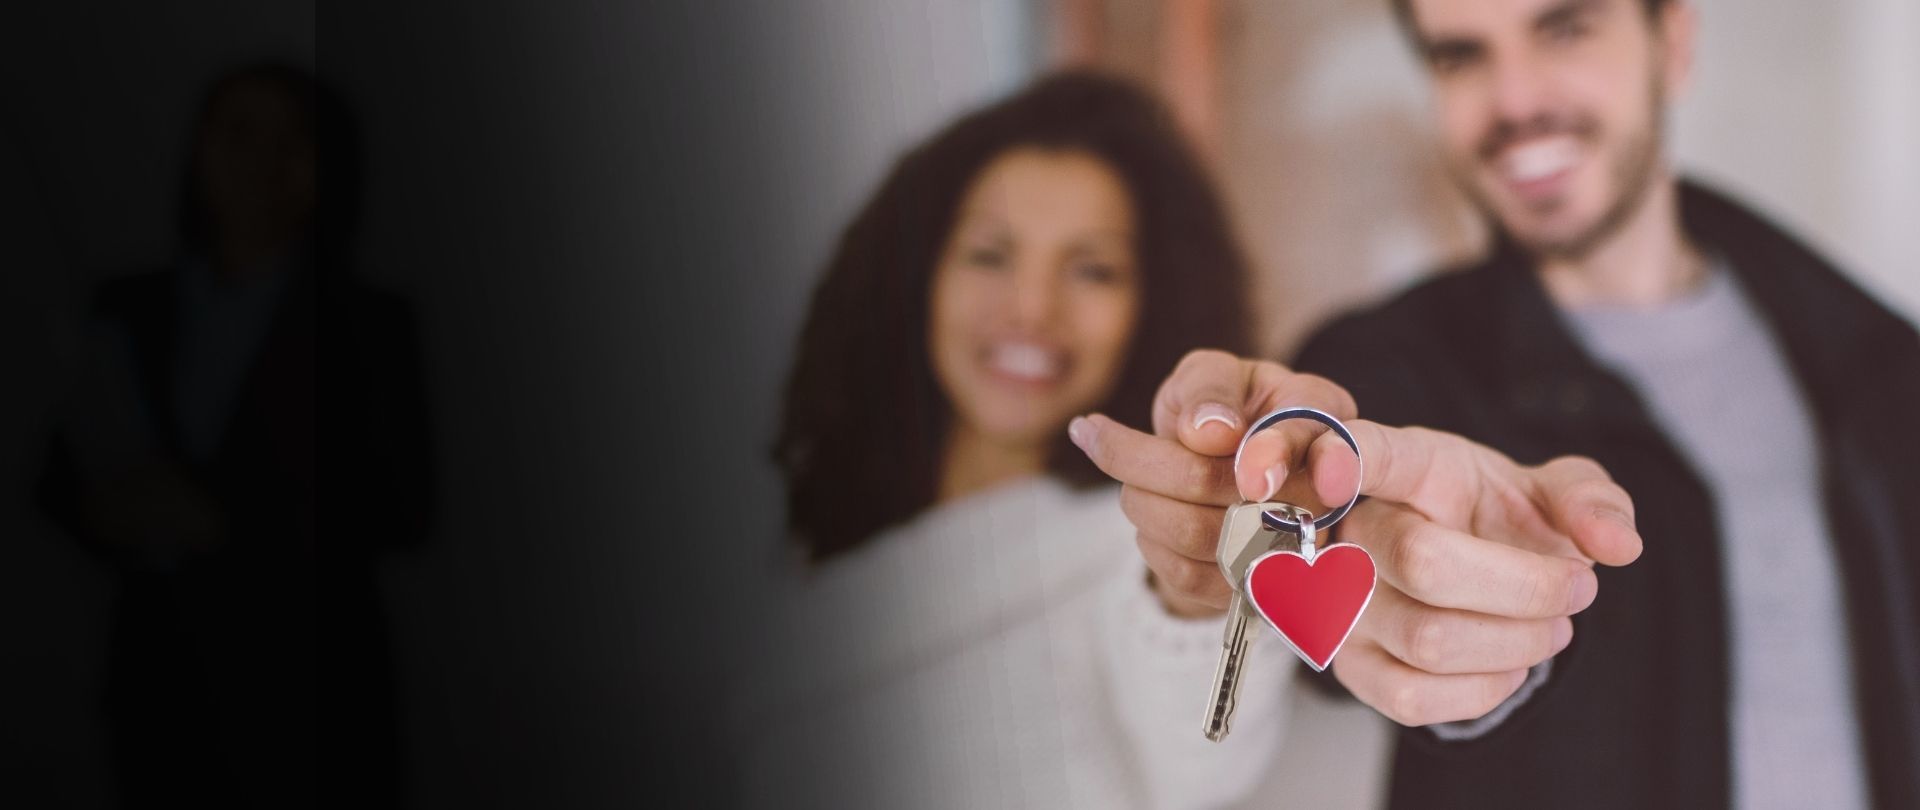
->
<box><xmin>929</xmin><ymin>148</ymin><xmax>1142</xmax><ymax>451</ymax></box>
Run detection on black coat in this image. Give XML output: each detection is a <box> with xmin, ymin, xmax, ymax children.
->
<box><xmin>1293</xmin><ymin>181</ymin><xmax>1920</xmax><ymax>809</ymax></box>
<box><xmin>37</xmin><ymin>264</ymin><xmax>318</xmax><ymax>808</ymax></box>
<box><xmin>36</xmin><ymin>262</ymin><xmax>433</xmax><ymax>808</ymax></box>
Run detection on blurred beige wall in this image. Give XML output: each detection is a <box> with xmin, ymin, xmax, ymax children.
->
<box><xmin>1211</xmin><ymin>0</ymin><xmax>1482</xmax><ymax>357</ymax></box>
<box><xmin>1672</xmin><ymin>0</ymin><xmax>1919</xmax><ymax>323</ymax></box>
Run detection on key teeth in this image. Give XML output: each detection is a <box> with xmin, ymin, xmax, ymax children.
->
<box><xmin>1205</xmin><ymin>651</ymin><xmax>1246</xmax><ymax>742</ymax></box>
<box><xmin>1205</xmin><ymin>690</ymin><xmax>1234</xmax><ymax>741</ymax></box>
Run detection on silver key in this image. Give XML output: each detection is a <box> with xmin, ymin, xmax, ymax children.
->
<box><xmin>1203</xmin><ymin>501</ymin><xmax>1314</xmax><ymax>742</ymax></box>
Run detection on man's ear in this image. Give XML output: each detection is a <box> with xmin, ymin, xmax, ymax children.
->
<box><xmin>1658</xmin><ymin>2</ymin><xmax>1698</xmax><ymax>100</ymax></box>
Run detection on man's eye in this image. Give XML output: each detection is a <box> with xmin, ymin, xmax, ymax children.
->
<box><xmin>1543</xmin><ymin>16</ymin><xmax>1591</xmax><ymax>43</ymax></box>
<box><xmin>1427</xmin><ymin>45</ymin><xmax>1480</xmax><ymax>74</ymax></box>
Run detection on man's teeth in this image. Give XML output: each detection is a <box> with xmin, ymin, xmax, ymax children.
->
<box><xmin>989</xmin><ymin>343</ymin><xmax>1064</xmax><ymax>380</ymax></box>
<box><xmin>1501</xmin><ymin>137</ymin><xmax>1579</xmax><ymax>183</ymax></box>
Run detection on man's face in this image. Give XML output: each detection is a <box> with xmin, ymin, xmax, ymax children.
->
<box><xmin>1406</xmin><ymin>0</ymin><xmax>1688</xmax><ymax>258</ymax></box>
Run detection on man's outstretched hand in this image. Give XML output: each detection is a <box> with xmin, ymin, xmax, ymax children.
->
<box><xmin>1069</xmin><ymin>350</ymin><xmax>1642</xmax><ymax>726</ymax></box>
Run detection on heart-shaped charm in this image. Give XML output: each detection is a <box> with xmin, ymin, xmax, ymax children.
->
<box><xmin>1244</xmin><ymin>543</ymin><xmax>1377</xmax><ymax>672</ymax></box>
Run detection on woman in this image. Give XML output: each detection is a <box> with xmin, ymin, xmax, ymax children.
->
<box><xmin>737</xmin><ymin>72</ymin><xmax>1388</xmax><ymax>809</ymax></box>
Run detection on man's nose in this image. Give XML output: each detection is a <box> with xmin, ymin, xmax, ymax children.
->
<box><xmin>1487</xmin><ymin>48</ymin><xmax>1551</xmax><ymax>128</ymax></box>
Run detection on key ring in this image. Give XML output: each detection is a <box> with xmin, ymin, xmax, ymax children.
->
<box><xmin>1230</xmin><ymin>407</ymin><xmax>1363</xmax><ymax>535</ymax></box>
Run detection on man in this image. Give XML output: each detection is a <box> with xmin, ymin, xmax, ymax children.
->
<box><xmin>1075</xmin><ymin>0</ymin><xmax>1920</xmax><ymax>807</ymax></box>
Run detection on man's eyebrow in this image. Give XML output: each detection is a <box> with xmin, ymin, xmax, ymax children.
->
<box><xmin>1421</xmin><ymin>33</ymin><xmax>1484</xmax><ymax>61</ymax></box>
<box><xmin>1534</xmin><ymin>0</ymin><xmax>1604</xmax><ymax>31</ymax></box>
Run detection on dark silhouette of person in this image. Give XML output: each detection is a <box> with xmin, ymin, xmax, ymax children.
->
<box><xmin>36</xmin><ymin>62</ymin><xmax>431</xmax><ymax>809</ymax></box>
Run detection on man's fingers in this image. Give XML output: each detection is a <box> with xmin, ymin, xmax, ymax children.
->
<box><xmin>1345</xmin><ymin>501</ymin><xmax>1598</xmax><ymax>619</ymax></box>
<box><xmin>1151</xmin><ymin>350</ymin><xmax>1360</xmax><ymax>464</ymax></box>
<box><xmin>1152</xmin><ymin>350</ymin><xmax>1256</xmax><ymax>455</ymax></box>
<box><xmin>1329</xmin><ymin>420</ymin><xmax>1451</xmax><ymax>509</ymax></box>
<box><xmin>1532</xmin><ymin>455</ymin><xmax>1644</xmax><ymax>567</ymax></box>
<box><xmin>1118</xmin><ymin>486</ymin><xmax>1225</xmax><ymax>562</ymax></box>
<box><xmin>1134</xmin><ymin>531</ymin><xmax>1232</xmax><ymax>611</ymax></box>
<box><xmin>1306</xmin><ymin>426</ymin><xmax>1363</xmax><ymax>511</ymax></box>
<box><xmin>1070</xmin><ymin>413</ymin><xmax>1238</xmax><ymax>506</ymax></box>
<box><xmin>1243</xmin><ymin>366</ymin><xmax>1359</xmax><ymax>425</ymax></box>
<box><xmin>1230</xmin><ymin>421</ymin><xmax>1316</xmax><ymax>502</ymax></box>
<box><xmin>1359</xmin><ymin>586</ymin><xmax>1573</xmax><ymax>675</ymax></box>
<box><xmin>1332</xmin><ymin>641</ymin><xmax>1530</xmax><ymax>727</ymax></box>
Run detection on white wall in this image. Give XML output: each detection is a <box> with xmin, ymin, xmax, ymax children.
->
<box><xmin>1673</xmin><ymin>0</ymin><xmax>1920</xmax><ymax>317</ymax></box>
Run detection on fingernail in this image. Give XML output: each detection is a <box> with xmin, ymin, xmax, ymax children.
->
<box><xmin>1191</xmin><ymin>403</ymin><xmax>1241</xmax><ymax>433</ymax></box>
<box><xmin>1550</xmin><ymin>617</ymin><xmax>1574</xmax><ymax>654</ymax></box>
<box><xmin>1258</xmin><ymin>463</ymin><xmax>1285</xmax><ymax>502</ymax></box>
<box><xmin>1067</xmin><ymin>416</ymin><xmax>1095</xmax><ymax>454</ymax></box>
<box><xmin>1567</xmin><ymin>569</ymin><xmax>1598</xmax><ymax>613</ymax></box>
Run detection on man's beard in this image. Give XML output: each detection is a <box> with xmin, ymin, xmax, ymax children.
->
<box><xmin>1453</xmin><ymin>89</ymin><xmax>1666</xmax><ymax>261</ymax></box>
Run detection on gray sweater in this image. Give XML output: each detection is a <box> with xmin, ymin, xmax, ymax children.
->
<box><xmin>1564</xmin><ymin>265</ymin><xmax>1868</xmax><ymax>810</ymax></box>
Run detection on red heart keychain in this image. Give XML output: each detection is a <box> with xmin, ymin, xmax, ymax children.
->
<box><xmin>1244</xmin><ymin>542</ymin><xmax>1376</xmax><ymax>671</ymax></box>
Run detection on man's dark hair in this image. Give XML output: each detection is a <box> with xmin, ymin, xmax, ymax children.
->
<box><xmin>775</xmin><ymin>71</ymin><xmax>1253</xmax><ymax>562</ymax></box>
<box><xmin>1388</xmin><ymin>0</ymin><xmax>1673</xmax><ymax>46</ymax></box>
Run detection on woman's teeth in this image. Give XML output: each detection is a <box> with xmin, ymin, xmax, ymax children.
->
<box><xmin>1500</xmin><ymin>136</ymin><xmax>1579</xmax><ymax>183</ymax></box>
<box><xmin>988</xmin><ymin>342</ymin><xmax>1064</xmax><ymax>382</ymax></box>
